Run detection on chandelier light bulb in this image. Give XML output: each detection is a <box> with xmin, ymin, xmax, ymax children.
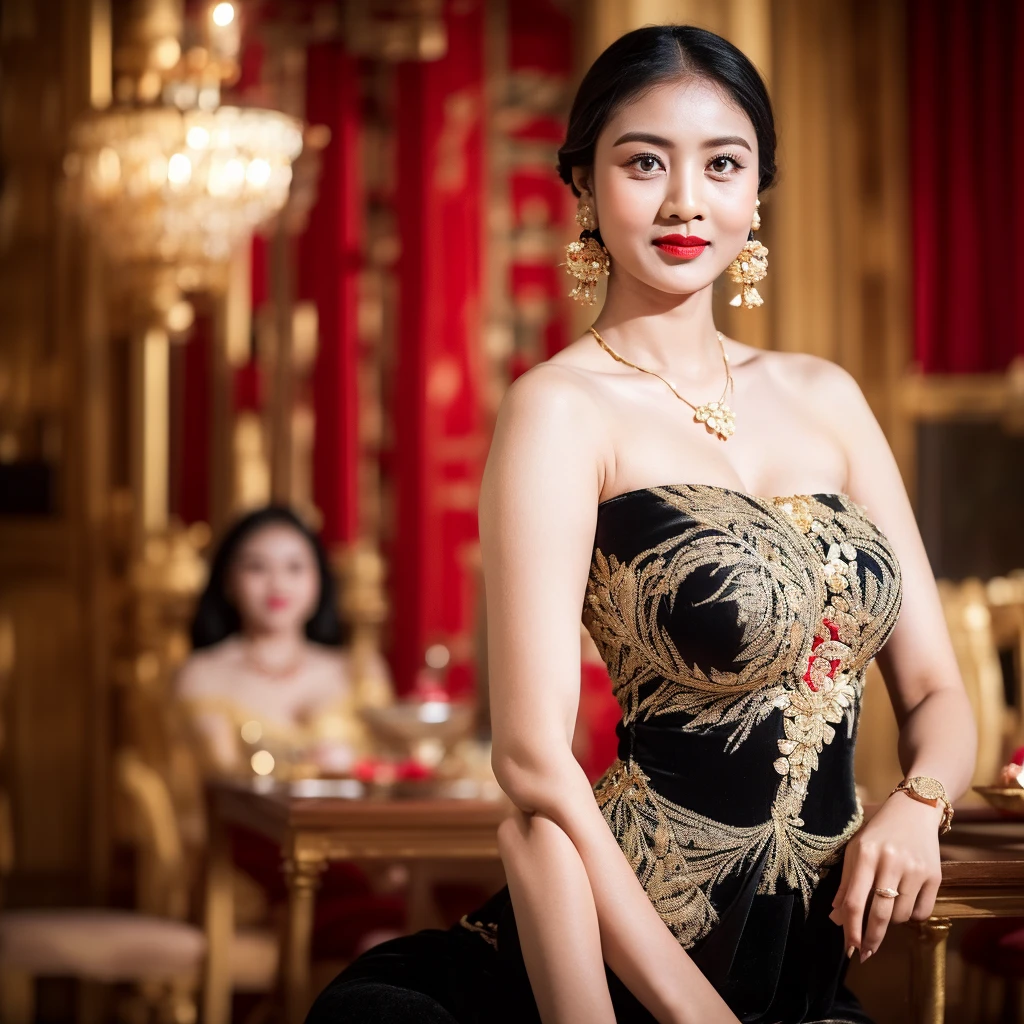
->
<box><xmin>223</xmin><ymin>157</ymin><xmax>245</xmax><ymax>193</ymax></box>
<box><xmin>167</xmin><ymin>152</ymin><xmax>192</xmax><ymax>188</ymax></box>
<box><xmin>245</xmin><ymin>157</ymin><xmax>271</xmax><ymax>188</ymax></box>
<box><xmin>212</xmin><ymin>3</ymin><xmax>235</xmax><ymax>27</ymax></box>
<box><xmin>186</xmin><ymin>125</ymin><xmax>210</xmax><ymax>150</ymax></box>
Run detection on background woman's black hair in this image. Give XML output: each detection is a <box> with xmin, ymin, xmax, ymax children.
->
<box><xmin>557</xmin><ymin>25</ymin><xmax>777</xmax><ymax>195</ymax></box>
<box><xmin>190</xmin><ymin>505</ymin><xmax>347</xmax><ymax>649</ymax></box>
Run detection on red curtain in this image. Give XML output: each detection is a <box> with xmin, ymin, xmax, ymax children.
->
<box><xmin>909</xmin><ymin>0</ymin><xmax>1024</xmax><ymax>373</ymax></box>
<box><xmin>389</xmin><ymin>0</ymin><xmax>487</xmax><ymax>693</ymax></box>
<box><xmin>301</xmin><ymin>43</ymin><xmax>363</xmax><ymax>549</ymax></box>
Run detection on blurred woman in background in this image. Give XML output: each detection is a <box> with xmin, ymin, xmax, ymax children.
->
<box><xmin>175</xmin><ymin>505</ymin><xmax>402</xmax><ymax>963</ymax></box>
<box><xmin>177</xmin><ymin>505</ymin><xmax>392</xmax><ymax>776</ymax></box>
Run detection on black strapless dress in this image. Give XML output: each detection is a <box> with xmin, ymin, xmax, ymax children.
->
<box><xmin>306</xmin><ymin>484</ymin><xmax>904</xmax><ymax>1024</ymax></box>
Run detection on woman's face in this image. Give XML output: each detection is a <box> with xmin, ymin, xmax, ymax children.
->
<box><xmin>227</xmin><ymin>524</ymin><xmax>321</xmax><ymax>635</ymax></box>
<box><xmin>584</xmin><ymin>76</ymin><xmax>760</xmax><ymax>297</ymax></box>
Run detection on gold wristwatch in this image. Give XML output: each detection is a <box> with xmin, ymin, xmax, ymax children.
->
<box><xmin>890</xmin><ymin>776</ymin><xmax>953</xmax><ymax>835</ymax></box>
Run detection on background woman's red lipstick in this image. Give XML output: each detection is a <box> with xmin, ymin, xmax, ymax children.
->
<box><xmin>653</xmin><ymin>235</ymin><xmax>709</xmax><ymax>259</ymax></box>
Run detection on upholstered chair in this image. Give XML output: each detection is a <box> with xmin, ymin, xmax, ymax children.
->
<box><xmin>0</xmin><ymin>750</ymin><xmax>278</xmax><ymax>1023</ymax></box>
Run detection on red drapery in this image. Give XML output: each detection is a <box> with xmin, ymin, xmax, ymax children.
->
<box><xmin>301</xmin><ymin>43</ymin><xmax>363</xmax><ymax>549</ymax></box>
<box><xmin>389</xmin><ymin>0</ymin><xmax>487</xmax><ymax>693</ymax></box>
<box><xmin>909</xmin><ymin>0</ymin><xmax>1024</xmax><ymax>373</ymax></box>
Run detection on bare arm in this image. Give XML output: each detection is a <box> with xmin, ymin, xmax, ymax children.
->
<box><xmin>482</xmin><ymin>366</ymin><xmax>739</xmax><ymax>1024</ymax></box>
<box><xmin>818</xmin><ymin>362</ymin><xmax>977</xmax><ymax>960</ymax></box>
<box><xmin>173</xmin><ymin>660</ymin><xmax>241</xmax><ymax>775</ymax></box>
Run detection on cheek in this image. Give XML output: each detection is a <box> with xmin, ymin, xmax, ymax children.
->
<box><xmin>720</xmin><ymin>204</ymin><xmax>754</xmax><ymax>239</ymax></box>
<box><xmin>599</xmin><ymin>177</ymin><xmax>660</xmax><ymax>234</ymax></box>
<box><xmin>233</xmin><ymin>574</ymin><xmax>267</xmax><ymax>612</ymax></box>
<box><xmin>293</xmin><ymin>572</ymin><xmax>320</xmax><ymax>611</ymax></box>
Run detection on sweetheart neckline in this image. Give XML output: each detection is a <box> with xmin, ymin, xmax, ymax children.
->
<box><xmin>596</xmin><ymin>481</ymin><xmax>852</xmax><ymax>510</ymax></box>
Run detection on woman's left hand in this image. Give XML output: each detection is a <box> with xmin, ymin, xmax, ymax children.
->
<box><xmin>828</xmin><ymin>793</ymin><xmax>944</xmax><ymax>963</ymax></box>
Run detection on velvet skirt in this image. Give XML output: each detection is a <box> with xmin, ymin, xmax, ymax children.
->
<box><xmin>304</xmin><ymin>844</ymin><xmax>874</xmax><ymax>1024</ymax></box>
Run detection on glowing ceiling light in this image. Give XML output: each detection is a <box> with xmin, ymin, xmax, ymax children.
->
<box><xmin>212</xmin><ymin>3</ymin><xmax>235</xmax><ymax>27</ymax></box>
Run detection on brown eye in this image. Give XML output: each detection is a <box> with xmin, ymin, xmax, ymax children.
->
<box><xmin>629</xmin><ymin>153</ymin><xmax>663</xmax><ymax>174</ymax></box>
<box><xmin>710</xmin><ymin>156</ymin><xmax>738</xmax><ymax>174</ymax></box>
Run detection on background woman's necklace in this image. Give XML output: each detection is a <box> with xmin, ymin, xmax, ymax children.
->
<box><xmin>588</xmin><ymin>326</ymin><xmax>736</xmax><ymax>440</ymax></box>
<box><xmin>241</xmin><ymin>637</ymin><xmax>308</xmax><ymax>680</ymax></box>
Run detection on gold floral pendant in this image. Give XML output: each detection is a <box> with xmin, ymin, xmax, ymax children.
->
<box><xmin>694</xmin><ymin>400</ymin><xmax>736</xmax><ymax>440</ymax></box>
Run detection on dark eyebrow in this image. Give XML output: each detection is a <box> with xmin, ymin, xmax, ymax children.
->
<box><xmin>612</xmin><ymin>131</ymin><xmax>753</xmax><ymax>154</ymax></box>
<box><xmin>612</xmin><ymin>131</ymin><xmax>674</xmax><ymax>148</ymax></box>
<box><xmin>704</xmin><ymin>135</ymin><xmax>752</xmax><ymax>152</ymax></box>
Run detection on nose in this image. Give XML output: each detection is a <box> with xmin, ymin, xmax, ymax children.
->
<box><xmin>658</xmin><ymin>160</ymin><xmax>706</xmax><ymax>223</ymax></box>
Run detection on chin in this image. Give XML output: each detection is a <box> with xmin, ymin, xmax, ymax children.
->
<box><xmin>643</xmin><ymin>269</ymin><xmax>717</xmax><ymax>297</ymax></box>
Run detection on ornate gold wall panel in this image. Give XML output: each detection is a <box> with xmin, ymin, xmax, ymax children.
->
<box><xmin>0</xmin><ymin>0</ymin><xmax>115</xmax><ymax>902</ymax></box>
<box><xmin>771</xmin><ymin>0</ymin><xmax>911</xmax><ymax>468</ymax></box>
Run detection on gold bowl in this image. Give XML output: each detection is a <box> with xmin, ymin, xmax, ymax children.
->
<box><xmin>972</xmin><ymin>785</ymin><xmax>1024</xmax><ymax>816</ymax></box>
<box><xmin>360</xmin><ymin>700</ymin><xmax>476</xmax><ymax>765</ymax></box>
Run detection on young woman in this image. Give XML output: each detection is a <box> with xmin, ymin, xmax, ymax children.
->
<box><xmin>305</xmin><ymin>25</ymin><xmax>977</xmax><ymax>1024</ymax></box>
<box><xmin>177</xmin><ymin>505</ymin><xmax>392</xmax><ymax>777</ymax></box>
<box><xmin>176</xmin><ymin>505</ymin><xmax>402</xmax><ymax>961</ymax></box>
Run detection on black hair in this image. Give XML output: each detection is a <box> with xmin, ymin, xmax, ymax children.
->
<box><xmin>557</xmin><ymin>25</ymin><xmax>776</xmax><ymax>195</ymax></box>
<box><xmin>189</xmin><ymin>504</ymin><xmax>346</xmax><ymax>649</ymax></box>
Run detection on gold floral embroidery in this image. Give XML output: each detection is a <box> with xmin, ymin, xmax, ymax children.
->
<box><xmin>582</xmin><ymin>484</ymin><xmax>902</xmax><ymax>948</ymax></box>
<box><xmin>594</xmin><ymin>756</ymin><xmax>864</xmax><ymax>947</ymax></box>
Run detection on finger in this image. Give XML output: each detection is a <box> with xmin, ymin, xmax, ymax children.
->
<box><xmin>861</xmin><ymin>869</ymin><xmax>901</xmax><ymax>960</ymax></box>
<box><xmin>831</xmin><ymin>851</ymin><xmax>854</xmax><ymax>913</ymax></box>
<box><xmin>910</xmin><ymin>873</ymin><xmax>942</xmax><ymax>923</ymax></box>
<box><xmin>890</xmin><ymin>869</ymin><xmax>925</xmax><ymax>925</ymax></box>
<box><xmin>830</xmin><ymin>836</ymin><xmax>866</xmax><ymax>916</ymax></box>
<box><xmin>833</xmin><ymin>841</ymin><xmax>879</xmax><ymax>953</ymax></box>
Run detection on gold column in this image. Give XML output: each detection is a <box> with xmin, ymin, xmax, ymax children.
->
<box><xmin>131</xmin><ymin>327</ymin><xmax>170</xmax><ymax>542</ymax></box>
<box><xmin>211</xmin><ymin>243</ymin><xmax>257</xmax><ymax>535</ymax></box>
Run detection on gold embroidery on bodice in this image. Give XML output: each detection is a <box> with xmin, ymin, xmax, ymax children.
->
<box><xmin>583</xmin><ymin>484</ymin><xmax>903</xmax><ymax>949</ymax></box>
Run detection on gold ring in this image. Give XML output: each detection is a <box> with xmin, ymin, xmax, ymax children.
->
<box><xmin>873</xmin><ymin>886</ymin><xmax>900</xmax><ymax>899</ymax></box>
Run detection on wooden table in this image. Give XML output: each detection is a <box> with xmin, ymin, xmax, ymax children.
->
<box><xmin>201</xmin><ymin>778</ymin><xmax>506</xmax><ymax>1024</ymax></box>
<box><xmin>911</xmin><ymin>807</ymin><xmax>1024</xmax><ymax>1024</ymax></box>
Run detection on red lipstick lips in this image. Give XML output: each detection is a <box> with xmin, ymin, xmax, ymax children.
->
<box><xmin>653</xmin><ymin>234</ymin><xmax>709</xmax><ymax>260</ymax></box>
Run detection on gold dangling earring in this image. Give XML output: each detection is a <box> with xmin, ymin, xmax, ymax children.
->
<box><xmin>564</xmin><ymin>190</ymin><xmax>610</xmax><ymax>305</ymax></box>
<box><xmin>727</xmin><ymin>198</ymin><xmax>768</xmax><ymax>308</ymax></box>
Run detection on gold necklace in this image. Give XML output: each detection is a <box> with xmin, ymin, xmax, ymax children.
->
<box><xmin>588</xmin><ymin>326</ymin><xmax>736</xmax><ymax>440</ymax></box>
<box><xmin>241</xmin><ymin>637</ymin><xmax>308</xmax><ymax>681</ymax></box>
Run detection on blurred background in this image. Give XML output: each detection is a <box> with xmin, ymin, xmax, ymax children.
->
<box><xmin>1</xmin><ymin>0</ymin><xmax>1023</xmax><ymax>1021</ymax></box>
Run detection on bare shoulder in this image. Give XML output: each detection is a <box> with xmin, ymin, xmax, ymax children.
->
<box><xmin>480</xmin><ymin>358</ymin><xmax>610</xmax><ymax>536</ymax></box>
<box><xmin>174</xmin><ymin>641</ymin><xmax>236</xmax><ymax>698</ymax></box>
<box><xmin>497</xmin><ymin>358</ymin><xmax>608</xmax><ymax>427</ymax></box>
<box><xmin>761</xmin><ymin>349</ymin><xmax>875</xmax><ymax>428</ymax></box>
<box><xmin>759</xmin><ymin>348</ymin><xmax>861</xmax><ymax>397</ymax></box>
<box><xmin>486</xmin><ymin>360</ymin><xmax>610</xmax><ymax>489</ymax></box>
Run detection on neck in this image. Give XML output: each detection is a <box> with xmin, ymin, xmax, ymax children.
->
<box><xmin>590</xmin><ymin>268</ymin><xmax>724</xmax><ymax>382</ymax></box>
<box><xmin>239</xmin><ymin>629</ymin><xmax>307</xmax><ymax>668</ymax></box>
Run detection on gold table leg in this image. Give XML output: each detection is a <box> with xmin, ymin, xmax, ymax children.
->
<box><xmin>911</xmin><ymin>916</ymin><xmax>952</xmax><ymax>1024</ymax></box>
<box><xmin>201</xmin><ymin>810</ymin><xmax>234</xmax><ymax>1024</ymax></box>
<box><xmin>282</xmin><ymin>851</ymin><xmax>326</xmax><ymax>1024</ymax></box>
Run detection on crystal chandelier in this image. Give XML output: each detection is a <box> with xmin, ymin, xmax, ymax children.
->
<box><xmin>66</xmin><ymin>106</ymin><xmax>302</xmax><ymax>270</ymax></box>
<box><xmin>64</xmin><ymin>1</ymin><xmax>303</xmax><ymax>294</ymax></box>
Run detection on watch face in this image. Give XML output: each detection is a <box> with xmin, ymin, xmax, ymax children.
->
<box><xmin>909</xmin><ymin>777</ymin><xmax>945</xmax><ymax>801</ymax></box>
